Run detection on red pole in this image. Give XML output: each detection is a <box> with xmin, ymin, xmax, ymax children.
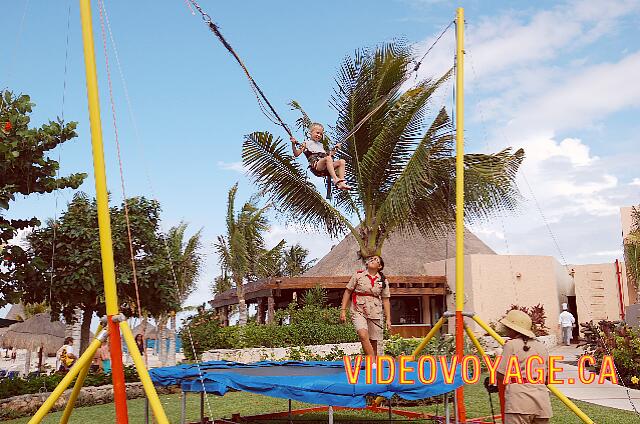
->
<box><xmin>108</xmin><ymin>316</ymin><xmax>129</xmax><ymax>423</ymax></box>
<box><xmin>455</xmin><ymin>310</ymin><xmax>466</xmax><ymax>422</ymax></box>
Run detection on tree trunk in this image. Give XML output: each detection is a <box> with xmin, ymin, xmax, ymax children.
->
<box><xmin>267</xmin><ymin>296</ymin><xmax>275</xmax><ymax>324</ymax></box>
<box><xmin>168</xmin><ymin>313</ymin><xmax>177</xmax><ymax>366</ymax></box>
<box><xmin>23</xmin><ymin>349</ymin><xmax>32</xmax><ymax>376</ymax></box>
<box><xmin>38</xmin><ymin>346</ymin><xmax>43</xmax><ymax>373</ymax></box>
<box><xmin>236</xmin><ymin>277</ymin><xmax>247</xmax><ymax>326</ymax></box>
<box><xmin>79</xmin><ymin>307</ymin><xmax>94</xmax><ymax>355</ymax></box>
<box><xmin>157</xmin><ymin>316</ymin><xmax>168</xmax><ymax>366</ymax></box>
<box><xmin>140</xmin><ymin>315</ymin><xmax>148</xmax><ymax>365</ymax></box>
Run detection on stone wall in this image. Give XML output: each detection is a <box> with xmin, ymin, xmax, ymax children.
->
<box><xmin>0</xmin><ymin>382</ymin><xmax>177</xmax><ymax>419</ymax></box>
<box><xmin>201</xmin><ymin>335</ymin><xmax>559</xmax><ymax>364</ymax></box>
<box><xmin>202</xmin><ymin>342</ymin><xmax>371</xmax><ymax>363</ymax></box>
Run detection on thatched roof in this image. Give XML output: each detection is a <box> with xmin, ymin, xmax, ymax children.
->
<box><xmin>132</xmin><ymin>322</ymin><xmax>158</xmax><ymax>339</ymax></box>
<box><xmin>4</xmin><ymin>303</ymin><xmax>25</xmax><ymax>321</ymax></box>
<box><xmin>0</xmin><ymin>313</ymin><xmax>65</xmax><ymax>354</ymax></box>
<box><xmin>305</xmin><ymin>228</ymin><xmax>495</xmax><ymax>277</ymax></box>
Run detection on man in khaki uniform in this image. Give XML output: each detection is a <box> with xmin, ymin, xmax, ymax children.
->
<box><xmin>340</xmin><ymin>256</ymin><xmax>391</xmax><ymax>359</ymax></box>
<box><xmin>496</xmin><ymin>310</ymin><xmax>553</xmax><ymax>424</ymax></box>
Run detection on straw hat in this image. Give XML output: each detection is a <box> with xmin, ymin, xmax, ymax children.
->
<box><xmin>499</xmin><ymin>310</ymin><xmax>536</xmax><ymax>339</ymax></box>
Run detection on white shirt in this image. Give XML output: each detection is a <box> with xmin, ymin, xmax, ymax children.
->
<box><xmin>305</xmin><ymin>140</ymin><xmax>326</xmax><ymax>154</ymax></box>
<box><xmin>558</xmin><ymin>310</ymin><xmax>575</xmax><ymax>327</ymax></box>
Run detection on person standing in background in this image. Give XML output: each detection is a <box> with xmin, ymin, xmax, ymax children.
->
<box><xmin>558</xmin><ymin>303</ymin><xmax>575</xmax><ymax>346</ymax></box>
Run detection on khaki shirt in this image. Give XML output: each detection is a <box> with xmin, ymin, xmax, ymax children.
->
<box><xmin>497</xmin><ymin>338</ymin><xmax>553</xmax><ymax>418</ymax></box>
<box><xmin>346</xmin><ymin>271</ymin><xmax>391</xmax><ymax>320</ymax></box>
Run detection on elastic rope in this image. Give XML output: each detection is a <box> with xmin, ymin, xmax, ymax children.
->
<box><xmin>186</xmin><ymin>0</ymin><xmax>293</xmax><ymax>139</ymax></box>
<box><xmin>50</xmin><ymin>1</ymin><xmax>73</xmax><ymax>306</ymax></box>
<box><xmin>97</xmin><ymin>0</ymin><xmax>143</xmax><ymax>321</ymax></box>
<box><xmin>102</xmin><ymin>1</ymin><xmax>213</xmax><ymax>415</ymax></box>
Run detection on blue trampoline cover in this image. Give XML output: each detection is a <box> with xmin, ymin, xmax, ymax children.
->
<box><xmin>150</xmin><ymin>360</ymin><xmax>464</xmax><ymax>408</ymax></box>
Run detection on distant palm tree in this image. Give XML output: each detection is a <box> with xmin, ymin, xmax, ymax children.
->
<box><xmin>160</xmin><ymin>223</ymin><xmax>203</xmax><ymax>366</ymax></box>
<box><xmin>243</xmin><ymin>41</ymin><xmax>524</xmax><ymax>259</ymax></box>
<box><xmin>280</xmin><ymin>244</ymin><xmax>316</xmax><ymax>277</ymax></box>
<box><xmin>215</xmin><ymin>184</ymin><xmax>284</xmax><ymax>326</ymax></box>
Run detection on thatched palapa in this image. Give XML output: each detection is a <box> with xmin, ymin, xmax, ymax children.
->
<box><xmin>0</xmin><ymin>312</ymin><xmax>65</xmax><ymax>355</ymax></box>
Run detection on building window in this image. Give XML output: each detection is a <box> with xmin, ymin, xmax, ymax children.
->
<box><xmin>390</xmin><ymin>297</ymin><xmax>423</xmax><ymax>324</ymax></box>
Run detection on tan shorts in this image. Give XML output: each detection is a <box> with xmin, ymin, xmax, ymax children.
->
<box><xmin>504</xmin><ymin>414</ymin><xmax>550</xmax><ymax>424</ymax></box>
<box><xmin>351</xmin><ymin>311</ymin><xmax>384</xmax><ymax>340</ymax></box>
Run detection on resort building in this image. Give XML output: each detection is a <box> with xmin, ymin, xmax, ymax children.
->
<box><xmin>210</xmin><ymin>209</ymin><xmax>638</xmax><ymax>340</ymax></box>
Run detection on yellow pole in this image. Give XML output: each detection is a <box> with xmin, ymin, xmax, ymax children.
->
<box><xmin>464</xmin><ymin>325</ymin><xmax>485</xmax><ymax>356</ymax></box>
<box><xmin>120</xmin><ymin>321</ymin><xmax>170</xmax><ymax>424</ymax></box>
<box><xmin>79</xmin><ymin>0</ymin><xmax>118</xmax><ymax>317</ymax></box>
<box><xmin>547</xmin><ymin>385</ymin><xmax>595</xmax><ymax>424</ymax></box>
<box><xmin>79</xmin><ymin>2</ymin><xmax>129</xmax><ymax>421</ymax></box>
<box><xmin>454</xmin><ymin>12</ymin><xmax>465</xmax><ymax>313</ymax></box>
<box><xmin>471</xmin><ymin>315</ymin><xmax>505</xmax><ymax>345</ymax></box>
<box><xmin>29</xmin><ymin>331</ymin><xmax>107</xmax><ymax>424</ymax></box>
<box><xmin>454</xmin><ymin>8</ymin><xmax>466</xmax><ymax>422</ymax></box>
<box><xmin>59</xmin><ymin>325</ymin><xmax>104</xmax><ymax>424</ymax></box>
<box><xmin>412</xmin><ymin>316</ymin><xmax>447</xmax><ymax>356</ymax></box>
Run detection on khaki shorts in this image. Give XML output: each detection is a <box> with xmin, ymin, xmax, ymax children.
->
<box><xmin>504</xmin><ymin>414</ymin><xmax>550</xmax><ymax>424</ymax></box>
<box><xmin>351</xmin><ymin>311</ymin><xmax>384</xmax><ymax>340</ymax></box>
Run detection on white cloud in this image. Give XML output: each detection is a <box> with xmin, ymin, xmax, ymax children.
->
<box><xmin>630</xmin><ymin>178</ymin><xmax>640</xmax><ymax>186</ymax></box>
<box><xmin>264</xmin><ymin>224</ymin><xmax>336</xmax><ymax>262</ymax></box>
<box><xmin>217</xmin><ymin>161</ymin><xmax>246</xmax><ymax>173</ymax></box>
<box><xmin>510</xmin><ymin>51</ymin><xmax>640</xmax><ymax>134</ymax></box>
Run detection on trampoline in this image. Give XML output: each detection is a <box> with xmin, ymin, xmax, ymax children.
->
<box><xmin>149</xmin><ymin>360</ymin><xmax>464</xmax><ymax>423</ymax></box>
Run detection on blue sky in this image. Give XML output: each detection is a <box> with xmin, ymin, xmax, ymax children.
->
<box><xmin>2</xmin><ymin>0</ymin><xmax>639</xmax><ymax>314</ymax></box>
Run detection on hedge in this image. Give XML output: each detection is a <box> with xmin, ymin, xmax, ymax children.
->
<box><xmin>0</xmin><ymin>366</ymin><xmax>140</xmax><ymax>400</ymax></box>
<box><xmin>180</xmin><ymin>305</ymin><xmax>359</xmax><ymax>359</ymax></box>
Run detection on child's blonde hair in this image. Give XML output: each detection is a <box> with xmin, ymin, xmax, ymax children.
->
<box><xmin>309</xmin><ymin>122</ymin><xmax>324</xmax><ymax>132</ymax></box>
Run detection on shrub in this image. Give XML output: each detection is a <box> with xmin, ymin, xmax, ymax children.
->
<box><xmin>180</xmin><ymin>305</ymin><xmax>358</xmax><ymax>360</ymax></box>
<box><xmin>494</xmin><ymin>304</ymin><xmax>550</xmax><ymax>337</ymax></box>
<box><xmin>580</xmin><ymin>320</ymin><xmax>640</xmax><ymax>388</ymax></box>
<box><xmin>0</xmin><ymin>366</ymin><xmax>139</xmax><ymax>400</ymax></box>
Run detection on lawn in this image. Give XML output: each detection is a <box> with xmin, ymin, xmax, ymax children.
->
<box><xmin>4</xmin><ymin>379</ymin><xmax>639</xmax><ymax>423</ymax></box>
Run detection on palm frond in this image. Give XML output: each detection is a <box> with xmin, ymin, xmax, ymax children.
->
<box><xmin>242</xmin><ymin>131</ymin><xmax>350</xmax><ymax>237</ymax></box>
<box><xmin>375</xmin><ymin>108</ymin><xmax>455</xmax><ymax>238</ymax></box>
<box><xmin>331</xmin><ymin>41</ymin><xmax>413</xmax><ymax>196</ymax></box>
<box><xmin>289</xmin><ymin>100</ymin><xmax>313</xmax><ymax>138</ymax></box>
<box><xmin>225</xmin><ymin>183</ymin><xmax>239</xmax><ymax>237</ymax></box>
<box><xmin>460</xmin><ymin>148</ymin><xmax>525</xmax><ymax>221</ymax></box>
<box><xmin>361</xmin><ymin>71</ymin><xmax>451</xmax><ymax>205</ymax></box>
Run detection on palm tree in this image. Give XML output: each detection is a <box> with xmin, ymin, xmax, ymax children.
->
<box><xmin>160</xmin><ymin>222</ymin><xmax>203</xmax><ymax>366</ymax></box>
<box><xmin>215</xmin><ymin>184</ymin><xmax>284</xmax><ymax>326</ymax></box>
<box><xmin>243</xmin><ymin>41</ymin><xmax>524</xmax><ymax>258</ymax></box>
<box><xmin>281</xmin><ymin>244</ymin><xmax>316</xmax><ymax>277</ymax></box>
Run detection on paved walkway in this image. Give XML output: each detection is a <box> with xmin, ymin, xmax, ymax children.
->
<box><xmin>549</xmin><ymin>344</ymin><xmax>640</xmax><ymax>412</ymax></box>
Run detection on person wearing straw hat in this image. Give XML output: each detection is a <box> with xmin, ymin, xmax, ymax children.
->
<box><xmin>558</xmin><ymin>303</ymin><xmax>575</xmax><ymax>346</ymax></box>
<box><xmin>496</xmin><ymin>309</ymin><xmax>552</xmax><ymax>424</ymax></box>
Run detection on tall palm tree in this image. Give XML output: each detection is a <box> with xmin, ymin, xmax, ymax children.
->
<box><xmin>243</xmin><ymin>41</ymin><xmax>524</xmax><ymax>258</ymax></box>
<box><xmin>160</xmin><ymin>222</ymin><xmax>203</xmax><ymax>366</ymax></box>
<box><xmin>215</xmin><ymin>184</ymin><xmax>284</xmax><ymax>326</ymax></box>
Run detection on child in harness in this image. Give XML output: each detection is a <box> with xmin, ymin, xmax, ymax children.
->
<box><xmin>290</xmin><ymin>123</ymin><xmax>351</xmax><ymax>190</ymax></box>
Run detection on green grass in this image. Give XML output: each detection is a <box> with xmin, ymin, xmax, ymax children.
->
<box><xmin>3</xmin><ymin>379</ymin><xmax>639</xmax><ymax>423</ymax></box>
